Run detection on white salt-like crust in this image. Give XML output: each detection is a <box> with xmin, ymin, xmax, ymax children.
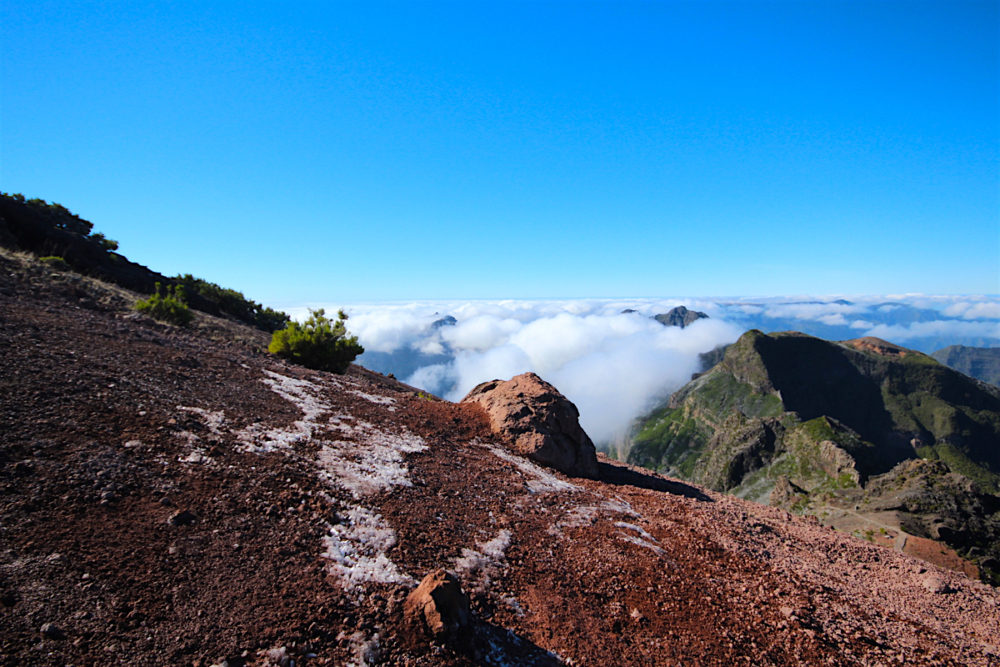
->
<box><xmin>321</xmin><ymin>506</ymin><xmax>414</xmax><ymax>588</ymax></box>
<box><xmin>454</xmin><ymin>529</ymin><xmax>513</xmax><ymax>576</ymax></box>
<box><xmin>347</xmin><ymin>389</ymin><xmax>397</xmax><ymax>409</ymax></box>
<box><xmin>483</xmin><ymin>443</ymin><xmax>581</xmax><ymax>494</ymax></box>
<box><xmin>176</xmin><ymin>405</ymin><xmax>226</xmax><ymax>434</ymax></box>
<box><xmin>316</xmin><ymin>429</ymin><xmax>426</xmax><ymax>499</ymax></box>
<box><xmin>238</xmin><ymin>370</ymin><xmax>426</xmax><ymax>589</ymax></box>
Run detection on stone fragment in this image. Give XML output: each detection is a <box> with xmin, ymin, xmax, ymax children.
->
<box><xmin>461</xmin><ymin>372</ymin><xmax>599</xmax><ymax>478</ymax></box>
<box><xmin>920</xmin><ymin>573</ymin><xmax>954</xmax><ymax>594</ymax></box>
<box><xmin>40</xmin><ymin>622</ymin><xmax>65</xmax><ymax>639</ymax></box>
<box><xmin>167</xmin><ymin>509</ymin><xmax>198</xmax><ymax>526</ymax></box>
<box><xmin>404</xmin><ymin>569</ymin><xmax>471</xmax><ymax>639</ymax></box>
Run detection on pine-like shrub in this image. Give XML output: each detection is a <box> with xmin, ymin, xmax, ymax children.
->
<box><xmin>135</xmin><ymin>282</ymin><xmax>194</xmax><ymax>326</ymax></box>
<box><xmin>268</xmin><ymin>308</ymin><xmax>364</xmax><ymax>373</ymax></box>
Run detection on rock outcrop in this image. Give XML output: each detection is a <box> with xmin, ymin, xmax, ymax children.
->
<box><xmin>461</xmin><ymin>372</ymin><xmax>600</xmax><ymax>479</ymax></box>
<box><xmin>653</xmin><ymin>305</ymin><xmax>709</xmax><ymax>328</ymax></box>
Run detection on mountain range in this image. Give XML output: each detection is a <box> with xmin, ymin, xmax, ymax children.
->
<box><xmin>3</xmin><ymin>214</ymin><xmax>1000</xmax><ymax>663</ymax></box>
<box><xmin>3</xmin><ymin>197</ymin><xmax>1000</xmax><ymax>663</ymax></box>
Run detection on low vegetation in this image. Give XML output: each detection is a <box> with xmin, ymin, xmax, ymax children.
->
<box><xmin>268</xmin><ymin>308</ymin><xmax>364</xmax><ymax>373</ymax></box>
<box><xmin>134</xmin><ymin>282</ymin><xmax>194</xmax><ymax>326</ymax></box>
<box><xmin>174</xmin><ymin>274</ymin><xmax>289</xmax><ymax>332</ymax></box>
<box><xmin>38</xmin><ymin>255</ymin><xmax>71</xmax><ymax>271</ymax></box>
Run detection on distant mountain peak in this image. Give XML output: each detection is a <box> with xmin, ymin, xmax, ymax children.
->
<box><xmin>653</xmin><ymin>305</ymin><xmax>709</xmax><ymax>328</ymax></box>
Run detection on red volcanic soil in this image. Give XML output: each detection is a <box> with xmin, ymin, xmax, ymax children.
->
<box><xmin>844</xmin><ymin>337</ymin><xmax>912</xmax><ymax>357</ymax></box>
<box><xmin>2</xmin><ymin>250</ymin><xmax>999</xmax><ymax>666</ymax></box>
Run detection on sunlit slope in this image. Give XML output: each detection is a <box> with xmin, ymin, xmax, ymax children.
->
<box><xmin>627</xmin><ymin>330</ymin><xmax>1000</xmax><ymax>581</ymax></box>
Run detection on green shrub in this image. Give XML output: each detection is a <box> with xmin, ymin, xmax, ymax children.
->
<box><xmin>174</xmin><ymin>273</ymin><xmax>290</xmax><ymax>332</ymax></box>
<box><xmin>88</xmin><ymin>232</ymin><xmax>119</xmax><ymax>252</ymax></box>
<box><xmin>268</xmin><ymin>308</ymin><xmax>363</xmax><ymax>373</ymax></box>
<box><xmin>135</xmin><ymin>282</ymin><xmax>194</xmax><ymax>326</ymax></box>
<box><xmin>38</xmin><ymin>255</ymin><xmax>71</xmax><ymax>271</ymax></box>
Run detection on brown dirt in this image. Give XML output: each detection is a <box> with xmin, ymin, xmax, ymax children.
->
<box><xmin>2</xmin><ymin>249</ymin><xmax>999</xmax><ymax>666</ymax></box>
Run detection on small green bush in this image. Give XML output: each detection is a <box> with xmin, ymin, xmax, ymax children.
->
<box><xmin>135</xmin><ymin>282</ymin><xmax>194</xmax><ymax>326</ymax></box>
<box><xmin>268</xmin><ymin>308</ymin><xmax>364</xmax><ymax>373</ymax></box>
<box><xmin>38</xmin><ymin>255</ymin><xmax>71</xmax><ymax>271</ymax></box>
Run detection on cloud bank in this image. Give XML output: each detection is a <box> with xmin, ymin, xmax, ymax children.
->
<box><xmin>287</xmin><ymin>295</ymin><xmax>1000</xmax><ymax>447</ymax></box>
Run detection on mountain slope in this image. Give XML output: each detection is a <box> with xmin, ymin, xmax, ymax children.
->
<box><xmin>3</xmin><ymin>252</ymin><xmax>1000</xmax><ymax>664</ymax></box>
<box><xmin>932</xmin><ymin>345</ymin><xmax>1000</xmax><ymax>388</ymax></box>
<box><xmin>627</xmin><ymin>330</ymin><xmax>1000</xmax><ymax>583</ymax></box>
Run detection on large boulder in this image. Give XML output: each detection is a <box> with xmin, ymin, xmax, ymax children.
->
<box><xmin>461</xmin><ymin>372</ymin><xmax>600</xmax><ymax>479</ymax></box>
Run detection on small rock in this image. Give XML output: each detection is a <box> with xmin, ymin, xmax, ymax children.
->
<box><xmin>404</xmin><ymin>569</ymin><xmax>471</xmax><ymax>639</ymax></box>
<box><xmin>40</xmin><ymin>622</ymin><xmax>65</xmax><ymax>640</ymax></box>
<box><xmin>168</xmin><ymin>509</ymin><xmax>198</xmax><ymax>526</ymax></box>
<box><xmin>920</xmin><ymin>574</ymin><xmax>954</xmax><ymax>594</ymax></box>
<box><xmin>12</xmin><ymin>460</ymin><xmax>34</xmax><ymax>477</ymax></box>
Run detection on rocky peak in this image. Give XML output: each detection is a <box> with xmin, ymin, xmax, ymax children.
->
<box><xmin>461</xmin><ymin>372</ymin><xmax>600</xmax><ymax>479</ymax></box>
<box><xmin>654</xmin><ymin>305</ymin><xmax>709</xmax><ymax>328</ymax></box>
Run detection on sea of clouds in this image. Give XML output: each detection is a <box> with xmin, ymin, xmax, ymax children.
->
<box><xmin>287</xmin><ymin>295</ymin><xmax>1000</xmax><ymax>447</ymax></box>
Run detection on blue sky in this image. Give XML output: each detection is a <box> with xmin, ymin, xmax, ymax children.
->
<box><xmin>2</xmin><ymin>1</ymin><xmax>997</xmax><ymax>305</ymax></box>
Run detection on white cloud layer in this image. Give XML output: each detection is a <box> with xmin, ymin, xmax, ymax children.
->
<box><xmin>289</xmin><ymin>295</ymin><xmax>1000</xmax><ymax>447</ymax></box>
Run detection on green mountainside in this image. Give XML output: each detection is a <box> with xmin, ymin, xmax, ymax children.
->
<box><xmin>932</xmin><ymin>345</ymin><xmax>1000</xmax><ymax>388</ymax></box>
<box><xmin>627</xmin><ymin>330</ymin><xmax>1000</xmax><ymax>582</ymax></box>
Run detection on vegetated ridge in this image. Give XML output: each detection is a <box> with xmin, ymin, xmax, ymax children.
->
<box><xmin>627</xmin><ymin>329</ymin><xmax>1000</xmax><ymax>584</ymax></box>
<box><xmin>0</xmin><ymin>193</ymin><xmax>289</xmax><ymax>332</ymax></box>
<box><xmin>932</xmin><ymin>345</ymin><xmax>1000</xmax><ymax>388</ymax></box>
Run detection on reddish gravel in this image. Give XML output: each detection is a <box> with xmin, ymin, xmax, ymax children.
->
<box><xmin>2</xmin><ymin>249</ymin><xmax>999</xmax><ymax>666</ymax></box>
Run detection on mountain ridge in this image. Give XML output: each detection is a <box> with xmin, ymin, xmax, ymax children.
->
<box><xmin>628</xmin><ymin>329</ymin><xmax>1000</xmax><ymax>583</ymax></box>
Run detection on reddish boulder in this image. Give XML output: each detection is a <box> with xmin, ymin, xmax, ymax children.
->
<box><xmin>461</xmin><ymin>372</ymin><xmax>600</xmax><ymax>479</ymax></box>
<box><xmin>404</xmin><ymin>569</ymin><xmax>471</xmax><ymax>639</ymax></box>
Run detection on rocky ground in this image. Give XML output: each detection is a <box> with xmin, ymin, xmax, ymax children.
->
<box><xmin>2</xmin><ymin>249</ymin><xmax>999</xmax><ymax>666</ymax></box>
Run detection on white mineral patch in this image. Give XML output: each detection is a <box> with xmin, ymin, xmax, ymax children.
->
<box><xmin>236</xmin><ymin>371</ymin><xmax>331</xmax><ymax>452</ymax></box>
<box><xmin>261</xmin><ymin>370</ymin><xmax>330</xmax><ymax>423</ymax></box>
<box><xmin>316</xmin><ymin>429</ymin><xmax>426</xmax><ymax>499</ymax></box>
<box><xmin>245</xmin><ymin>370</ymin><xmax>421</xmax><ymax>588</ymax></box>
<box><xmin>484</xmin><ymin>443</ymin><xmax>581</xmax><ymax>494</ymax></box>
<box><xmin>321</xmin><ymin>506</ymin><xmax>414</xmax><ymax>588</ymax></box>
<box><xmin>176</xmin><ymin>405</ymin><xmax>226</xmax><ymax>434</ymax></box>
<box><xmin>614</xmin><ymin>521</ymin><xmax>656</xmax><ymax>542</ymax></box>
<box><xmin>454</xmin><ymin>528</ymin><xmax>512</xmax><ymax>577</ymax></box>
<box><xmin>348</xmin><ymin>389</ymin><xmax>397</xmax><ymax>409</ymax></box>
<box><xmin>178</xmin><ymin>450</ymin><xmax>210</xmax><ymax>465</ymax></box>
<box><xmin>549</xmin><ymin>499</ymin><xmax>640</xmax><ymax>537</ymax></box>
<box><xmin>618</xmin><ymin>533</ymin><xmax>667</xmax><ymax>556</ymax></box>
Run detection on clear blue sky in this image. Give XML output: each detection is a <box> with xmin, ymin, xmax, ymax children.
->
<box><xmin>2</xmin><ymin>1</ymin><xmax>997</xmax><ymax>305</ymax></box>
